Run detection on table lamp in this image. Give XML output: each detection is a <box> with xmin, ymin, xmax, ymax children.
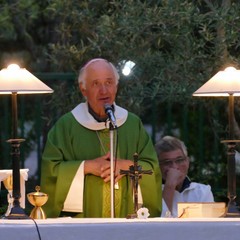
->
<box><xmin>0</xmin><ymin>64</ymin><xmax>53</xmax><ymax>219</ymax></box>
<box><xmin>193</xmin><ymin>66</ymin><xmax>240</xmax><ymax>217</ymax></box>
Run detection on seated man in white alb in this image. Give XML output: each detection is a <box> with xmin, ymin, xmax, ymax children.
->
<box><xmin>155</xmin><ymin>136</ymin><xmax>214</xmax><ymax>217</ymax></box>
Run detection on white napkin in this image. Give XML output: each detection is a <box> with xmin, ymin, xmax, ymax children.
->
<box><xmin>0</xmin><ymin>169</ymin><xmax>29</xmax><ymax>208</ymax></box>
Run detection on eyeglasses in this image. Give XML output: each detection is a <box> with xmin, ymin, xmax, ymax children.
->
<box><xmin>159</xmin><ymin>157</ymin><xmax>187</xmax><ymax>167</ymax></box>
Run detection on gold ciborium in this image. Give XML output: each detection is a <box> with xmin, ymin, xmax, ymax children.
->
<box><xmin>3</xmin><ymin>175</ymin><xmax>13</xmax><ymax>217</ymax></box>
<box><xmin>27</xmin><ymin>186</ymin><xmax>48</xmax><ymax>219</ymax></box>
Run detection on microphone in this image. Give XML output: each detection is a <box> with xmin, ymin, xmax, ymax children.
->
<box><xmin>104</xmin><ymin>104</ymin><xmax>117</xmax><ymax>128</ymax></box>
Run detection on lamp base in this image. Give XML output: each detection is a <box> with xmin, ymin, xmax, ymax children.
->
<box><xmin>225</xmin><ymin>200</ymin><xmax>240</xmax><ymax>218</ymax></box>
<box><xmin>2</xmin><ymin>205</ymin><xmax>29</xmax><ymax>219</ymax></box>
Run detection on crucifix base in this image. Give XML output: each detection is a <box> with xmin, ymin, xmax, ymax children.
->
<box><xmin>126</xmin><ymin>213</ymin><xmax>137</xmax><ymax>219</ymax></box>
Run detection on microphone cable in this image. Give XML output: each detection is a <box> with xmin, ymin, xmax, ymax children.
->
<box><xmin>30</xmin><ymin>217</ymin><xmax>42</xmax><ymax>240</ymax></box>
<box><xmin>113</xmin><ymin>127</ymin><xmax>119</xmax><ymax>180</ymax></box>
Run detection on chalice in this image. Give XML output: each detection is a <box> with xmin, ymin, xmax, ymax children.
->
<box><xmin>27</xmin><ymin>186</ymin><xmax>48</xmax><ymax>219</ymax></box>
<box><xmin>3</xmin><ymin>175</ymin><xmax>13</xmax><ymax>217</ymax></box>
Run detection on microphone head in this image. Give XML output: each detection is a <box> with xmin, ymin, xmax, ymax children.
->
<box><xmin>104</xmin><ymin>103</ymin><xmax>113</xmax><ymax>113</ymax></box>
<box><xmin>104</xmin><ymin>103</ymin><xmax>117</xmax><ymax>128</ymax></box>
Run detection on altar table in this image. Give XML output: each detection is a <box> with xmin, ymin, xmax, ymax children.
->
<box><xmin>0</xmin><ymin>217</ymin><xmax>240</xmax><ymax>240</ymax></box>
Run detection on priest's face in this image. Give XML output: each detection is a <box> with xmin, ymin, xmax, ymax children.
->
<box><xmin>80</xmin><ymin>60</ymin><xmax>118</xmax><ymax>117</ymax></box>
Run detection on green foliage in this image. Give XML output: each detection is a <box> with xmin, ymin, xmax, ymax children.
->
<box><xmin>44</xmin><ymin>0</ymin><xmax>240</xmax><ymax>109</ymax></box>
<box><xmin>1</xmin><ymin>0</ymin><xmax>239</xmax><ymax>106</ymax></box>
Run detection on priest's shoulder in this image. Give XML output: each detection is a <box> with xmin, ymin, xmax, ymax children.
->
<box><xmin>51</xmin><ymin>112</ymin><xmax>75</xmax><ymax>127</ymax></box>
<box><xmin>126</xmin><ymin>111</ymin><xmax>142</xmax><ymax>123</ymax></box>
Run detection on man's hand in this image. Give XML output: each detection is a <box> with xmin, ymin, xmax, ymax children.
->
<box><xmin>85</xmin><ymin>152</ymin><xmax>132</xmax><ymax>183</ymax></box>
<box><xmin>84</xmin><ymin>152</ymin><xmax>111</xmax><ymax>177</ymax></box>
<box><xmin>101</xmin><ymin>157</ymin><xmax>132</xmax><ymax>183</ymax></box>
<box><xmin>164</xmin><ymin>168</ymin><xmax>185</xmax><ymax>191</ymax></box>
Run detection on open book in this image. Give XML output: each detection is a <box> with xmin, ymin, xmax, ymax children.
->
<box><xmin>178</xmin><ymin>202</ymin><xmax>226</xmax><ymax>218</ymax></box>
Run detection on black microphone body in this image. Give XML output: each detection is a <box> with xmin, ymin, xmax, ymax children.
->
<box><xmin>104</xmin><ymin>104</ymin><xmax>117</xmax><ymax>128</ymax></box>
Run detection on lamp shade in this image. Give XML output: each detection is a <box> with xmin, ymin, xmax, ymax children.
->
<box><xmin>193</xmin><ymin>67</ymin><xmax>240</xmax><ymax>97</ymax></box>
<box><xmin>0</xmin><ymin>64</ymin><xmax>53</xmax><ymax>94</ymax></box>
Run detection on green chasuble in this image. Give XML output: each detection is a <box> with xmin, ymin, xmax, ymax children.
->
<box><xmin>40</xmin><ymin>103</ymin><xmax>162</xmax><ymax>218</ymax></box>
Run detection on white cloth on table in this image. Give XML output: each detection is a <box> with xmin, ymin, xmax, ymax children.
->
<box><xmin>0</xmin><ymin>169</ymin><xmax>29</xmax><ymax>208</ymax></box>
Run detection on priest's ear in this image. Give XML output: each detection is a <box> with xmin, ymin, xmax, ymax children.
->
<box><xmin>79</xmin><ymin>82</ymin><xmax>87</xmax><ymax>97</ymax></box>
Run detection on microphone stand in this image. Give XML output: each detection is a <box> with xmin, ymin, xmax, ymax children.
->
<box><xmin>104</xmin><ymin>104</ymin><xmax>117</xmax><ymax>218</ymax></box>
<box><xmin>109</xmin><ymin>122</ymin><xmax>117</xmax><ymax>218</ymax></box>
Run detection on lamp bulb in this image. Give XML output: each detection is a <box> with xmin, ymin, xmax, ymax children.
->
<box><xmin>7</xmin><ymin>64</ymin><xmax>20</xmax><ymax>71</ymax></box>
<box><xmin>225</xmin><ymin>66</ymin><xmax>236</xmax><ymax>72</ymax></box>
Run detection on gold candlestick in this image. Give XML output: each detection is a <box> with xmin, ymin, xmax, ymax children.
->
<box><xmin>27</xmin><ymin>186</ymin><xmax>48</xmax><ymax>219</ymax></box>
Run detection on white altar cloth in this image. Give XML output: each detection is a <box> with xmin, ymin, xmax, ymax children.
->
<box><xmin>0</xmin><ymin>217</ymin><xmax>240</xmax><ymax>240</ymax></box>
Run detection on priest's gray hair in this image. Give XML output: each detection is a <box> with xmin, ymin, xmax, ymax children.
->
<box><xmin>155</xmin><ymin>136</ymin><xmax>188</xmax><ymax>158</ymax></box>
<box><xmin>78</xmin><ymin>58</ymin><xmax>119</xmax><ymax>88</ymax></box>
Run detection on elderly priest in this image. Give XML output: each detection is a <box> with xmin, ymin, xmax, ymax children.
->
<box><xmin>40</xmin><ymin>58</ymin><xmax>162</xmax><ymax>218</ymax></box>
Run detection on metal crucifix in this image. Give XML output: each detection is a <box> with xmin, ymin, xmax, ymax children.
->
<box><xmin>120</xmin><ymin>153</ymin><xmax>153</xmax><ymax>218</ymax></box>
